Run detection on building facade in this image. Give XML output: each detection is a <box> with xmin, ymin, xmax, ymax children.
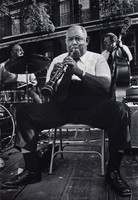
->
<box><xmin>0</xmin><ymin>0</ymin><xmax>138</xmax><ymax>88</ymax></box>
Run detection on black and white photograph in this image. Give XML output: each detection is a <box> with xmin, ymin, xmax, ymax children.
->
<box><xmin>0</xmin><ymin>0</ymin><xmax>138</xmax><ymax>199</ymax></box>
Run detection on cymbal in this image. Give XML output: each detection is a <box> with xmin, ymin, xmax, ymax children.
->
<box><xmin>5</xmin><ymin>54</ymin><xmax>50</xmax><ymax>74</ymax></box>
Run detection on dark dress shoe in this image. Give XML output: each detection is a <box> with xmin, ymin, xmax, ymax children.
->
<box><xmin>105</xmin><ymin>170</ymin><xmax>131</xmax><ymax>196</ymax></box>
<box><xmin>1</xmin><ymin>169</ymin><xmax>41</xmax><ymax>188</ymax></box>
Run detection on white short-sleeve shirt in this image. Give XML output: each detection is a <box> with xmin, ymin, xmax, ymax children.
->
<box><xmin>46</xmin><ymin>51</ymin><xmax>111</xmax><ymax>82</ymax></box>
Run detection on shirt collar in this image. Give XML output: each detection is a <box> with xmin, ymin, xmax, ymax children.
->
<box><xmin>79</xmin><ymin>51</ymin><xmax>87</xmax><ymax>64</ymax></box>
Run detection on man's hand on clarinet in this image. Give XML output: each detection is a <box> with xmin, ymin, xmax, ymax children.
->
<box><xmin>63</xmin><ymin>56</ymin><xmax>82</xmax><ymax>76</ymax></box>
<box><xmin>50</xmin><ymin>62</ymin><xmax>64</xmax><ymax>79</ymax></box>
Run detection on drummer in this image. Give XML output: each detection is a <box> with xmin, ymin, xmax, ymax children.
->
<box><xmin>0</xmin><ymin>43</ymin><xmax>42</xmax><ymax>104</ymax></box>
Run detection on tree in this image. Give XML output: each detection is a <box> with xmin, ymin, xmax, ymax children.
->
<box><xmin>0</xmin><ymin>0</ymin><xmax>55</xmax><ymax>35</ymax></box>
<box><xmin>21</xmin><ymin>2</ymin><xmax>55</xmax><ymax>33</ymax></box>
<box><xmin>0</xmin><ymin>0</ymin><xmax>11</xmax><ymax>18</ymax></box>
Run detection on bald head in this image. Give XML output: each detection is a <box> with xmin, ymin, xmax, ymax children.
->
<box><xmin>10</xmin><ymin>44</ymin><xmax>24</xmax><ymax>60</ymax></box>
<box><xmin>66</xmin><ymin>25</ymin><xmax>87</xmax><ymax>39</ymax></box>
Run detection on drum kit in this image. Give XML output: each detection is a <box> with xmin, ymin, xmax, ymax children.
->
<box><xmin>0</xmin><ymin>54</ymin><xmax>50</xmax><ymax>150</ymax></box>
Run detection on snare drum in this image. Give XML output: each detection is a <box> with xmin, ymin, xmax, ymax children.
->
<box><xmin>0</xmin><ymin>90</ymin><xmax>27</xmax><ymax>104</ymax></box>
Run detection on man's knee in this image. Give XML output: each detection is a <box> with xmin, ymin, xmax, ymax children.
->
<box><xmin>115</xmin><ymin>102</ymin><xmax>130</xmax><ymax>116</ymax></box>
<box><xmin>16</xmin><ymin>105</ymin><xmax>28</xmax><ymax>120</ymax></box>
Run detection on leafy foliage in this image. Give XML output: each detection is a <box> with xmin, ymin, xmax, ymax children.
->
<box><xmin>0</xmin><ymin>0</ymin><xmax>10</xmax><ymax>17</ymax></box>
<box><xmin>99</xmin><ymin>0</ymin><xmax>135</xmax><ymax>19</ymax></box>
<box><xmin>21</xmin><ymin>2</ymin><xmax>55</xmax><ymax>33</ymax></box>
<box><xmin>0</xmin><ymin>1</ymin><xmax>55</xmax><ymax>34</ymax></box>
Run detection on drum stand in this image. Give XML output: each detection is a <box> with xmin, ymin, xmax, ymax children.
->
<box><xmin>25</xmin><ymin>65</ymin><xmax>29</xmax><ymax>103</ymax></box>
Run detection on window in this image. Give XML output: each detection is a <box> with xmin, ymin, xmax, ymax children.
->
<box><xmin>78</xmin><ymin>0</ymin><xmax>90</xmax><ymax>22</ymax></box>
<box><xmin>78</xmin><ymin>0</ymin><xmax>90</xmax><ymax>9</ymax></box>
<box><xmin>60</xmin><ymin>0</ymin><xmax>70</xmax><ymax>15</ymax></box>
<box><xmin>10</xmin><ymin>10</ymin><xmax>20</xmax><ymax>35</ymax></box>
<box><xmin>12</xmin><ymin>18</ymin><xmax>20</xmax><ymax>35</ymax></box>
<box><xmin>60</xmin><ymin>0</ymin><xmax>70</xmax><ymax>26</ymax></box>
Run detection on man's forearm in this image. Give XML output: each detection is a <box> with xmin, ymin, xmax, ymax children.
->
<box><xmin>78</xmin><ymin>71</ymin><xmax>111</xmax><ymax>94</ymax></box>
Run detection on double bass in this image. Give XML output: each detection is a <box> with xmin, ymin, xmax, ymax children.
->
<box><xmin>114</xmin><ymin>17</ymin><xmax>132</xmax><ymax>101</ymax></box>
<box><xmin>115</xmin><ymin>17</ymin><xmax>132</xmax><ymax>85</ymax></box>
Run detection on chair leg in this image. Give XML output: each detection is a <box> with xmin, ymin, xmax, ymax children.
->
<box><xmin>49</xmin><ymin>129</ymin><xmax>56</xmax><ymax>174</ymax></box>
<box><xmin>49</xmin><ymin>126</ymin><xmax>105</xmax><ymax>176</ymax></box>
<box><xmin>101</xmin><ymin>130</ymin><xmax>105</xmax><ymax>176</ymax></box>
<box><xmin>59</xmin><ymin>129</ymin><xmax>63</xmax><ymax>159</ymax></box>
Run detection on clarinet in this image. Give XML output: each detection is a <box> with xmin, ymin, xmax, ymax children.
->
<box><xmin>41</xmin><ymin>50</ymin><xmax>74</xmax><ymax>98</ymax></box>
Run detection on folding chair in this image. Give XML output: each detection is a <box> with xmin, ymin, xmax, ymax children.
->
<box><xmin>49</xmin><ymin>124</ymin><xmax>105</xmax><ymax>175</ymax></box>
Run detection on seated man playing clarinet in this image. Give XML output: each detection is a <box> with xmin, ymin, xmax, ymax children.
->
<box><xmin>1</xmin><ymin>25</ymin><xmax>131</xmax><ymax>196</ymax></box>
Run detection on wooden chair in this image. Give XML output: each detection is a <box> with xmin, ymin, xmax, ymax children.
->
<box><xmin>49</xmin><ymin>124</ymin><xmax>105</xmax><ymax>175</ymax></box>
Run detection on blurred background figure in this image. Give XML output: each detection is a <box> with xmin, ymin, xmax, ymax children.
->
<box><xmin>0</xmin><ymin>43</ymin><xmax>42</xmax><ymax>104</ymax></box>
<box><xmin>101</xmin><ymin>32</ymin><xmax>132</xmax><ymax>100</ymax></box>
<box><xmin>102</xmin><ymin>32</ymin><xmax>132</xmax><ymax>68</ymax></box>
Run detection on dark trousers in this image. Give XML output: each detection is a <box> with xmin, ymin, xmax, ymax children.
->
<box><xmin>14</xmin><ymin>99</ymin><xmax>131</xmax><ymax>153</ymax></box>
